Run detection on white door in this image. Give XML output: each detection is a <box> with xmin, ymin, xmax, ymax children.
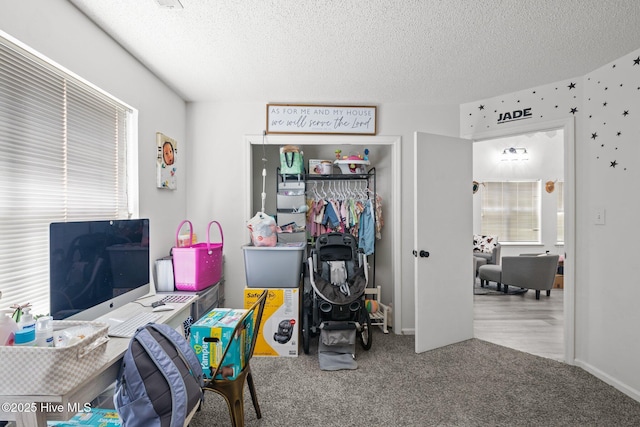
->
<box><xmin>414</xmin><ymin>132</ymin><xmax>474</xmax><ymax>353</ymax></box>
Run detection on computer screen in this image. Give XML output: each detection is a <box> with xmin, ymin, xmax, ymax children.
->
<box><xmin>49</xmin><ymin>219</ymin><xmax>150</xmax><ymax>320</ymax></box>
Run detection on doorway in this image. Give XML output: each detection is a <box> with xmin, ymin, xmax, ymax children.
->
<box><xmin>470</xmin><ymin>118</ymin><xmax>575</xmax><ymax>363</ymax></box>
<box><xmin>244</xmin><ymin>134</ymin><xmax>403</xmax><ymax>332</ymax></box>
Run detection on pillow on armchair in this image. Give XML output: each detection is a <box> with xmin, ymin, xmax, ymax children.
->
<box><xmin>473</xmin><ymin>234</ymin><xmax>498</xmax><ymax>254</ymax></box>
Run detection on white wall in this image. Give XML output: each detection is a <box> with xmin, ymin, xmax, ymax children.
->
<box><xmin>462</xmin><ymin>47</ymin><xmax>640</xmax><ymax>400</ymax></box>
<box><xmin>0</xmin><ymin>0</ymin><xmax>188</xmax><ymax>285</ymax></box>
<box><xmin>473</xmin><ymin>131</ymin><xmax>565</xmax><ymax>256</ymax></box>
<box><xmin>186</xmin><ymin>102</ymin><xmax>460</xmax><ymax>331</ymax></box>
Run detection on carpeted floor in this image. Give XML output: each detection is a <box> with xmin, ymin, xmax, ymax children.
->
<box><xmin>189</xmin><ymin>330</ymin><xmax>640</xmax><ymax>427</ymax></box>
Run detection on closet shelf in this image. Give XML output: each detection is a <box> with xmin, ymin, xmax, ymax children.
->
<box><xmin>304</xmin><ymin>172</ymin><xmax>372</xmax><ymax>181</ymax></box>
<box><xmin>278</xmin><ymin>167</ymin><xmax>375</xmax><ymax>182</ymax></box>
<box><xmin>302</xmin><ymin>168</ymin><xmax>376</xmax><ymax>181</ymax></box>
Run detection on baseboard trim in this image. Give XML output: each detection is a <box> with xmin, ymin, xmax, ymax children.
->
<box><xmin>574</xmin><ymin>358</ymin><xmax>640</xmax><ymax>403</ymax></box>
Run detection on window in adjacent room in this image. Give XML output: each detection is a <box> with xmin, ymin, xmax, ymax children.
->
<box><xmin>0</xmin><ymin>34</ymin><xmax>136</xmax><ymax>315</ymax></box>
<box><xmin>556</xmin><ymin>181</ymin><xmax>565</xmax><ymax>244</ymax></box>
<box><xmin>481</xmin><ymin>180</ymin><xmax>541</xmax><ymax>243</ymax></box>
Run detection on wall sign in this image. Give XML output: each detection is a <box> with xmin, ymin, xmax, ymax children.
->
<box><xmin>497</xmin><ymin>107</ymin><xmax>532</xmax><ymax>124</ymax></box>
<box><xmin>266</xmin><ymin>104</ymin><xmax>377</xmax><ymax>135</ymax></box>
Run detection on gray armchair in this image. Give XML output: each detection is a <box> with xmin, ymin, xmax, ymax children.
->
<box><xmin>478</xmin><ymin>254</ymin><xmax>559</xmax><ymax>299</ymax></box>
<box><xmin>473</xmin><ymin>243</ymin><xmax>501</xmax><ymax>265</ymax></box>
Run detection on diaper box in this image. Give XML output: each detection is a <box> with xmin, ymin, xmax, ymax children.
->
<box><xmin>244</xmin><ymin>287</ymin><xmax>299</xmax><ymax>357</ymax></box>
<box><xmin>189</xmin><ymin>308</ymin><xmax>253</xmax><ymax>380</ymax></box>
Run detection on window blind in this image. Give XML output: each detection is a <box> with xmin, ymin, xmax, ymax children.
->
<box><xmin>481</xmin><ymin>181</ymin><xmax>541</xmax><ymax>243</ymax></box>
<box><xmin>0</xmin><ymin>36</ymin><xmax>132</xmax><ymax>316</ymax></box>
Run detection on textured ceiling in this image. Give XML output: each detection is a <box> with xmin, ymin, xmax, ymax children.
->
<box><xmin>69</xmin><ymin>0</ymin><xmax>640</xmax><ymax>105</ymax></box>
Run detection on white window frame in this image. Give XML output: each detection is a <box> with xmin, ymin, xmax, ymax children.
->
<box><xmin>556</xmin><ymin>181</ymin><xmax>565</xmax><ymax>244</ymax></box>
<box><xmin>0</xmin><ymin>32</ymin><xmax>137</xmax><ymax>316</ymax></box>
<box><xmin>480</xmin><ymin>180</ymin><xmax>542</xmax><ymax>244</ymax></box>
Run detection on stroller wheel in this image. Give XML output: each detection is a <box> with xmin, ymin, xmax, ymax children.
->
<box><xmin>302</xmin><ymin>310</ymin><xmax>310</xmax><ymax>354</ymax></box>
<box><xmin>358</xmin><ymin>309</ymin><xmax>372</xmax><ymax>350</ymax></box>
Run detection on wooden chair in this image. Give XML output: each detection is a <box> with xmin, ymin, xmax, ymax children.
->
<box><xmin>202</xmin><ymin>289</ymin><xmax>268</xmax><ymax>427</ymax></box>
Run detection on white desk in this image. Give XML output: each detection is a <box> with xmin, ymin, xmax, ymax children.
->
<box><xmin>0</xmin><ymin>298</ymin><xmax>193</xmax><ymax>427</ymax></box>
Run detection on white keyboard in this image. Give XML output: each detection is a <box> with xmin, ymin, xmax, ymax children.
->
<box><xmin>160</xmin><ymin>294</ymin><xmax>196</xmax><ymax>304</ymax></box>
<box><xmin>108</xmin><ymin>312</ymin><xmax>162</xmax><ymax>338</ymax></box>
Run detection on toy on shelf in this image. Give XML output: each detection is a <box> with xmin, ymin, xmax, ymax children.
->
<box><xmin>334</xmin><ymin>151</ymin><xmax>370</xmax><ymax>174</ymax></box>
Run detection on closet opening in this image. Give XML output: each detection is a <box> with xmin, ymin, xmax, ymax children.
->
<box><xmin>244</xmin><ymin>134</ymin><xmax>402</xmax><ymax>332</ymax></box>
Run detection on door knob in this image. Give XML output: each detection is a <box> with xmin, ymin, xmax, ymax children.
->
<box><xmin>419</xmin><ymin>250</ymin><xmax>429</xmax><ymax>258</ymax></box>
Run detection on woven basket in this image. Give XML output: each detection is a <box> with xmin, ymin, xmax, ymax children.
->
<box><xmin>0</xmin><ymin>320</ymin><xmax>109</xmax><ymax>395</ymax></box>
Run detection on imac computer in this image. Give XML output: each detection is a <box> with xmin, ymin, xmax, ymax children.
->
<box><xmin>49</xmin><ymin>219</ymin><xmax>151</xmax><ymax>320</ymax></box>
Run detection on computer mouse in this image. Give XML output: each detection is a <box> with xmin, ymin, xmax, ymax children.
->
<box><xmin>152</xmin><ymin>304</ymin><xmax>175</xmax><ymax>312</ymax></box>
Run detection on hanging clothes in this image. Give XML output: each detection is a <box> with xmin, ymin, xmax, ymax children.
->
<box><xmin>322</xmin><ymin>200</ymin><xmax>341</xmax><ymax>230</ymax></box>
<box><xmin>305</xmin><ymin>179</ymin><xmax>383</xmax><ymax>248</ymax></box>
<box><xmin>374</xmin><ymin>193</ymin><xmax>384</xmax><ymax>240</ymax></box>
<box><xmin>358</xmin><ymin>199</ymin><xmax>375</xmax><ymax>255</ymax></box>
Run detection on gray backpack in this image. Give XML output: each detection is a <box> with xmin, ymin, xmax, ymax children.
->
<box><xmin>114</xmin><ymin>323</ymin><xmax>204</xmax><ymax>427</ymax></box>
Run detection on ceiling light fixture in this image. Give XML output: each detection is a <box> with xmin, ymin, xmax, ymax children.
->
<box><xmin>501</xmin><ymin>147</ymin><xmax>529</xmax><ymax>161</ymax></box>
<box><xmin>155</xmin><ymin>0</ymin><xmax>183</xmax><ymax>9</ymax></box>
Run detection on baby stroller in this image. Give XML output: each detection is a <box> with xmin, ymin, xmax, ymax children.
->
<box><xmin>302</xmin><ymin>232</ymin><xmax>372</xmax><ymax>356</ymax></box>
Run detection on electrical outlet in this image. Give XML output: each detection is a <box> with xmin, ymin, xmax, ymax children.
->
<box><xmin>594</xmin><ymin>207</ymin><xmax>605</xmax><ymax>225</ymax></box>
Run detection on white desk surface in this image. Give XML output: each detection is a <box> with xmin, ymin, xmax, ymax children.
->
<box><xmin>0</xmin><ymin>295</ymin><xmax>195</xmax><ymax>427</ymax></box>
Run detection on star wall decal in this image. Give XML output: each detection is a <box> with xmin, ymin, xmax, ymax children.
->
<box><xmin>568</xmin><ymin>82</ymin><xmax>576</xmax><ymax>89</ymax></box>
<box><xmin>479</xmin><ymin>105</ymin><xmax>485</xmax><ymax>110</ymax></box>
<box><xmin>591</xmin><ymin>133</ymin><xmax>598</xmax><ymax>139</ymax></box>
<box><xmin>634</xmin><ymin>56</ymin><xmax>640</xmax><ymax>65</ymax></box>
<box><xmin>603</xmin><ymin>102</ymin><xmax>608</xmax><ymax>107</ymax></box>
<box><xmin>610</xmin><ymin>160</ymin><xmax>618</xmax><ymax>168</ymax></box>
<box><xmin>570</xmin><ymin>107</ymin><xmax>578</xmax><ymax>114</ymax></box>
<box><xmin>617</xmin><ymin>131</ymin><xmax>622</xmax><ymax>136</ymax></box>
<box><xmin>623</xmin><ymin>110</ymin><xmax>629</xmax><ymax>116</ymax></box>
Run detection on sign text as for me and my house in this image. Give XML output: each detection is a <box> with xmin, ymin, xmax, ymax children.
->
<box><xmin>266</xmin><ymin>104</ymin><xmax>377</xmax><ymax>135</ymax></box>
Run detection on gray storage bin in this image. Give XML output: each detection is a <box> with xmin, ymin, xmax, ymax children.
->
<box><xmin>277</xmin><ymin>212</ymin><xmax>306</xmax><ymax>227</ymax></box>
<box><xmin>278</xmin><ymin>231</ymin><xmax>307</xmax><ymax>244</ymax></box>
<box><xmin>243</xmin><ymin>242</ymin><xmax>305</xmax><ymax>287</ymax></box>
<box><xmin>277</xmin><ymin>193</ymin><xmax>306</xmax><ymax>210</ymax></box>
<box><xmin>278</xmin><ymin>180</ymin><xmax>305</xmax><ymax>194</ymax></box>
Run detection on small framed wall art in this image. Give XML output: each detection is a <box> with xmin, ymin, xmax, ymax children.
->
<box><xmin>156</xmin><ymin>132</ymin><xmax>177</xmax><ymax>189</ymax></box>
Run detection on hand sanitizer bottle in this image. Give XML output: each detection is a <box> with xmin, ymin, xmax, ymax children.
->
<box><xmin>17</xmin><ymin>307</ymin><xmax>36</xmax><ymax>330</ymax></box>
<box><xmin>14</xmin><ymin>327</ymin><xmax>36</xmax><ymax>346</ymax></box>
<box><xmin>35</xmin><ymin>316</ymin><xmax>54</xmax><ymax>347</ymax></box>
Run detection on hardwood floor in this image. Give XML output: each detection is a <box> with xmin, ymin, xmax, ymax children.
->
<box><xmin>473</xmin><ymin>286</ymin><xmax>564</xmax><ymax>361</ymax></box>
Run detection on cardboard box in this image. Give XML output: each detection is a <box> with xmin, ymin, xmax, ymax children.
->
<box><xmin>189</xmin><ymin>308</ymin><xmax>253</xmax><ymax>380</ymax></box>
<box><xmin>244</xmin><ymin>288</ymin><xmax>300</xmax><ymax>357</ymax></box>
<box><xmin>553</xmin><ymin>274</ymin><xmax>564</xmax><ymax>289</ymax></box>
<box><xmin>48</xmin><ymin>408</ymin><xmax>121</xmax><ymax>426</ymax></box>
<box><xmin>308</xmin><ymin>159</ymin><xmax>333</xmax><ymax>175</ymax></box>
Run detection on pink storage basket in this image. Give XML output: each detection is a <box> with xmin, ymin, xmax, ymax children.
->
<box><xmin>172</xmin><ymin>220</ymin><xmax>224</xmax><ymax>291</ymax></box>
